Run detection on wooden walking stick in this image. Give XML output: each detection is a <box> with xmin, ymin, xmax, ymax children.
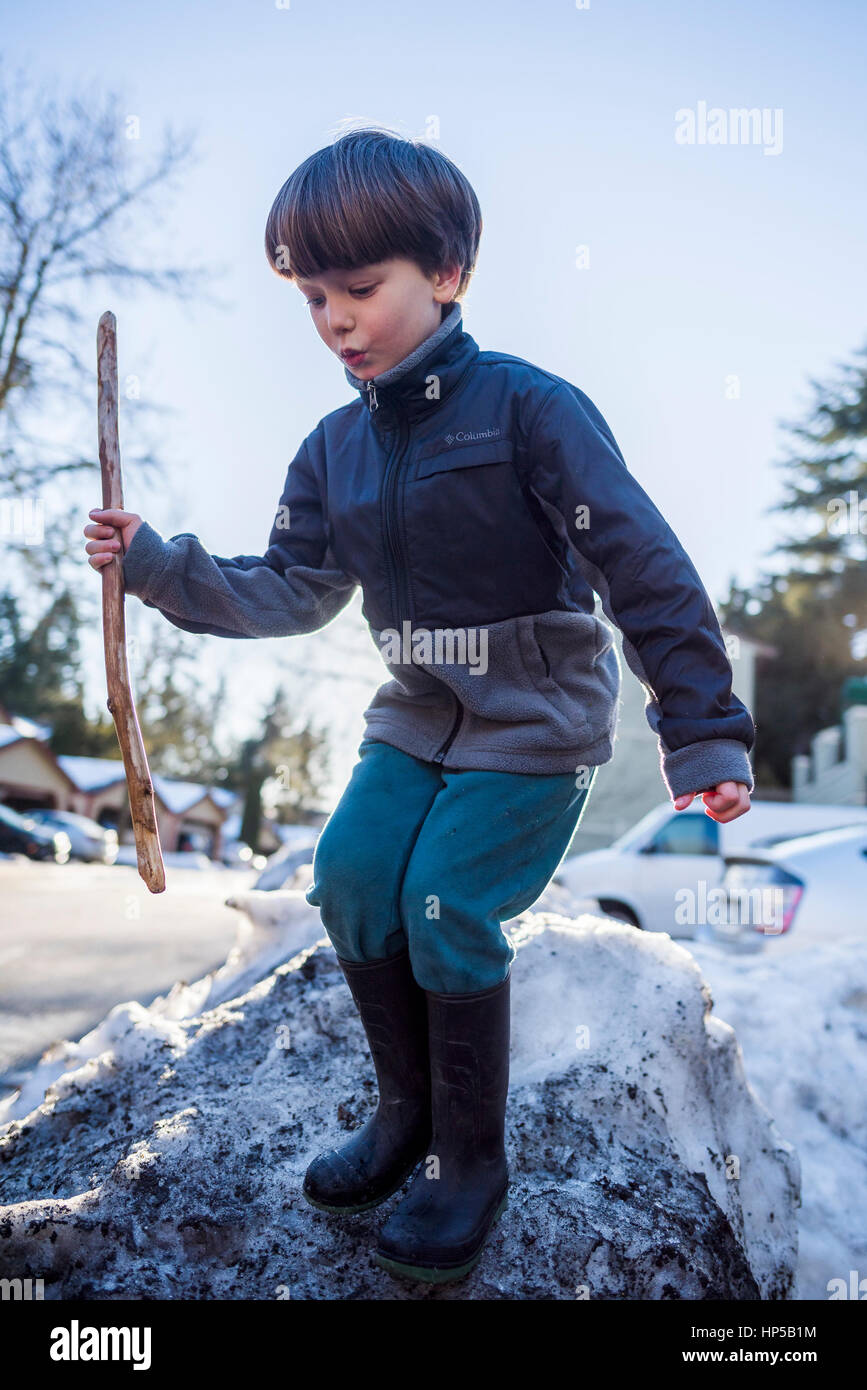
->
<box><xmin>97</xmin><ymin>310</ymin><xmax>166</xmax><ymax>893</ymax></box>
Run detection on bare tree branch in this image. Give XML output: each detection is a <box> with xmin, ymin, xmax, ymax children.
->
<box><xmin>0</xmin><ymin>56</ymin><xmax>225</xmax><ymax>505</ymax></box>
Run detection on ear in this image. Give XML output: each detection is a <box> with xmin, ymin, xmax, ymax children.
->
<box><xmin>432</xmin><ymin>262</ymin><xmax>462</xmax><ymax>302</ymax></box>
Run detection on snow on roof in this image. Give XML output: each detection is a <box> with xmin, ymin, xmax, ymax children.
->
<box><xmin>151</xmin><ymin>775</ymin><xmax>224</xmax><ymax>816</ymax></box>
<box><xmin>55</xmin><ymin>754</ymin><xmax>232</xmax><ymax>817</ymax></box>
<box><xmin>0</xmin><ymin>719</ymin><xmax>54</xmax><ymax>750</ymax></box>
<box><xmin>210</xmin><ymin>787</ymin><xmax>239</xmax><ymax>809</ymax></box>
<box><xmin>0</xmin><ymin>710</ymin><xmax>53</xmax><ymax>740</ymax></box>
<box><xmin>14</xmin><ymin>714</ymin><xmax>53</xmax><ymax>740</ymax></box>
<box><xmin>56</xmin><ymin>755</ymin><xmax>129</xmax><ymax>791</ymax></box>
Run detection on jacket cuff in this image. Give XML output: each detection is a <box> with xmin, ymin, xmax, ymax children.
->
<box><xmin>661</xmin><ymin>738</ymin><xmax>755</xmax><ymax>800</ymax></box>
<box><xmin>120</xmin><ymin>520</ymin><xmax>174</xmax><ymax>602</ymax></box>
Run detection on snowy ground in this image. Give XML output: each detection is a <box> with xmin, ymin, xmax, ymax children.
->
<box><xmin>545</xmin><ymin>879</ymin><xmax>867</xmax><ymax>1301</ymax></box>
<box><xmin>683</xmin><ymin>936</ymin><xmax>867</xmax><ymax>1301</ymax></box>
<box><xmin>0</xmin><ymin>892</ymin><xmax>796</xmax><ymax>1299</ymax></box>
<box><xmin>0</xmin><ymin>868</ymin><xmax>863</xmax><ymax>1299</ymax></box>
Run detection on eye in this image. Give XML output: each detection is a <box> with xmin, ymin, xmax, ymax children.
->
<box><xmin>305</xmin><ymin>286</ymin><xmax>374</xmax><ymax>307</ymax></box>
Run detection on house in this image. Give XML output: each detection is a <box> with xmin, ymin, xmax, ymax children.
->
<box><xmin>53</xmin><ymin>755</ymin><xmax>238</xmax><ymax>857</ymax></box>
<box><xmin>0</xmin><ymin>710</ymin><xmax>237</xmax><ymax>857</ymax></box>
<box><xmin>792</xmin><ymin>700</ymin><xmax>867</xmax><ymax>806</ymax></box>
<box><xmin>0</xmin><ymin>719</ymin><xmax>80</xmax><ymax>814</ymax></box>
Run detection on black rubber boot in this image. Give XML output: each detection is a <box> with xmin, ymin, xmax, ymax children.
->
<box><xmin>302</xmin><ymin>948</ymin><xmax>432</xmax><ymax>1214</ymax></box>
<box><xmin>373</xmin><ymin>971</ymin><xmax>510</xmax><ymax>1283</ymax></box>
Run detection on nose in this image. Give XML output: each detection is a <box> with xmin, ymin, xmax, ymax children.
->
<box><xmin>327</xmin><ymin>299</ymin><xmax>355</xmax><ymax>336</ymax></box>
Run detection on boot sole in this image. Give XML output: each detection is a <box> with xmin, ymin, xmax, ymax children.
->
<box><xmin>373</xmin><ymin>1191</ymin><xmax>509</xmax><ymax>1284</ymax></box>
<box><xmin>301</xmin><ymin>1147</ymin><xmax>429</xmax><ymax>1216</ymax></box>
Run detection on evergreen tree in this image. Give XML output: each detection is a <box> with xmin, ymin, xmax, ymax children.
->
<box><xmin>0</xmin><ymin>584</ymin><xmax>118</xmax><ymax>753</ymax></box>
<box><xmin>128</xmin><ymin>625</ymin><xmax>230</xmax><ymax>782</ymax></box>
<box><xmin>235</xmin><ymin>684</ymin><xmax>329</xmax><ymax>852</ymax></box>
<box><xmin>720</xmin><ymin>342</ymin><xmax>867</xmax><ymax>789</ymax></box>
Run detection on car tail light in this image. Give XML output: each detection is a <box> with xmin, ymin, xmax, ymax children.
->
<box><xmin>722</xmin><ymin>859</ymin><xmax>805</xmax><ymax>935</ymax></box>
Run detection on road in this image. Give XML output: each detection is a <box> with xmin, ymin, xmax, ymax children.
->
<box><xmin>0</xmin><ymin>858</ymin><xmax>256</xmax><ymax>1094</ymax></box>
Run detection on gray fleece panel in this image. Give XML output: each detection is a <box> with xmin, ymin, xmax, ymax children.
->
<box><xmin>121</xmin><ymin>521</ymin><xmax>357</xmax><ymax>639</ymax></box>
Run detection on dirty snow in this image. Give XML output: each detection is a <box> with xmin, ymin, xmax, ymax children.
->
<box><xmin>0</xmin><ymin>879</ymin><xmax>809</xmax><ymax>1298</ymax></box>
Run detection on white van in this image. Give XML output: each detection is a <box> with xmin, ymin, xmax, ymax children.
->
<box><xmin>556</xmin><ymin>800</ymin><xmax>867</xmax><ymax>936</ymax></box>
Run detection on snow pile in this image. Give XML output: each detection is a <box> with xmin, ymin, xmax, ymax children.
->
<box><xmin>687</xmin><ymin>937</ymin><xmax>867</xmax><ymax>1302</ymax></box>
<box><xmin>0</xmin><ymin>902</ymin><xmax>799</xmax><ymax>1299</ymax></box>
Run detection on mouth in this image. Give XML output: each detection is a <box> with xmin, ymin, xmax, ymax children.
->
<box><xmin>341</xmin><ymin>348</ymin><xmax>367</xmax><ymax>366</ymax></box>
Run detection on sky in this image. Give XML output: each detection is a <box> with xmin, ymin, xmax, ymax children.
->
<box><xmin>5</xmin><ymin>0</ymin><xmax>867</xmax><ymax>800</ymax></box>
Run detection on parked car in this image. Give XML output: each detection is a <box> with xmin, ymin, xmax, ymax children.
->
<box><xmin>25</xmin><ymin>809</ymin><xmax>118</xmax><ymax>864</ymax></box>
<box><xmin>708</xmin><ymin>824</ymin><xmax>867</xmax><ymax>952</ymax></box>
<box><xmin>556</xmin><ymin>799</ymin><xmax>867</xmax><ymax>937</ymax></box>
<box><xmin>0</xmin><ymin>803</ymin><xmax>71</xmax><ymax>863</ymax></box>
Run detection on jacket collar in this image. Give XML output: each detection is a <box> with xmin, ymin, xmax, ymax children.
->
<box><xmin>344</xmin><ymin>301</ymin><xmax>478</xmax><ymax>420</ymax></box>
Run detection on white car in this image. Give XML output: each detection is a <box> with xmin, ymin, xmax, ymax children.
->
<box><xmin>556</xmin><ymin>799</ymin><xmax>867</xmax><ymax>937</ymax></box>
<box><xmin>709</xmin><ymin>824</ymin><xmax>867</xmax><ymax>952</ymax></box>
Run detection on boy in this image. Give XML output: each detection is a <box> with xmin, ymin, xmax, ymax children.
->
<box><xmin>84</xmin><ymin>125</ymin><xmax>754</xmax><ymax>1286</ymax></box>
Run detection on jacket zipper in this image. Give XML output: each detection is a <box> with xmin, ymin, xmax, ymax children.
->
<box><xmin>433</xmin><ymin>694</ymin><xmax>463</xmax><ymax>764</ymax></box>
<box><xmin>383</xmin><ymin>417</ymin><xmax>410</xmax><ymax>624</ymax></box>
<box><xmin>369</xmin><ymin>380</ymin><xmax>411</xmax><ymax>627</ymax></box>
<box><xmin>368</xmin><ymin>375</ymin><xmax>464</xmax><ymax>766</ymax></box>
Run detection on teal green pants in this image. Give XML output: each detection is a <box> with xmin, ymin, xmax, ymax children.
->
<box><xmin>305</xmin><ymin>737</ymin><xmax>597</xmax><ymax>994</ymax></box>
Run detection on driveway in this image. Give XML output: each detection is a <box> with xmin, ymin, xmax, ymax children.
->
<box><xmin>0</xmin><ymin>858</ymin><xmax>255</xmax><ymax>1094</ymax></box>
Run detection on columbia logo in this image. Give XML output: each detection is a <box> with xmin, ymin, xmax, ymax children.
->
<box><xmin>443</xmin><ymin>427</ymin><xmax>501</xmax><ymax>446</ymax></box>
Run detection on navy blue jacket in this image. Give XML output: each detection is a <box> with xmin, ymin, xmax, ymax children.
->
<box><xmin>121</xmin><ymin>301</ymin><xmax>755</xmax><ymax>798</ymax></box>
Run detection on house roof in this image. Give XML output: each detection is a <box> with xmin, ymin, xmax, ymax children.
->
<box><xmin>55</xmin><ymin>754</ymin><xmax>129</xmax><ymax>792</ymax></box>
<box><xmin>55</xmin><ymin>755</ymin><xmax>236</xmax><ymax>817</ymax></box>
<box><xmin>1</xmin><ymin>709</ymin><xmax>238</xmax><ymax>820</ymax></box>
<box><xmin>151</xmin><ymin>775</ymin><xmax>232</xmax><ymax>817</ymax></box>
<box><xmin>210</xmin><ymin>787</ymin><xmax>238</xmax><ymax>809</ymax></box>
<box><xmin>0</xmin><ymin>717</ymin><xmax>54</xmax><ymax>748</ymax></box>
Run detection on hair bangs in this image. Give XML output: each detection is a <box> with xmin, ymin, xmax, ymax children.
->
<box><xmin>264</xmin><ymin>126</ymin><xmax>481</xmax><ymax>298</ymax></box>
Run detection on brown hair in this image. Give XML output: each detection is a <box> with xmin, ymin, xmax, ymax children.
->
<box><xmin>264</xmin><ymin>124</ymin><xmax>482</xmax><ymax>299</ymax></box>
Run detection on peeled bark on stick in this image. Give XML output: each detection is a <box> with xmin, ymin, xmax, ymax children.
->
<box><xmin>97</xmin><ymin>310</ymin><xmax>166</xmax><ymax>894</ymax></box>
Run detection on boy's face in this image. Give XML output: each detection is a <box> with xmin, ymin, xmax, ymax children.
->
<box><xmin>295</xmin><ymin>256</ymin><xmax>460</xmax><ymax>380</ymax></box>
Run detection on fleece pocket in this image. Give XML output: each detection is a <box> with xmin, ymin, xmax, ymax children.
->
<box><xmin>362</xmin><ymin>609</ymin><xmax>620</xmax><ymax>761</ymax></box>
<box><xmin>520</xmin><ymin>609</ymin><xmax>617</xmax><ymax>746</ymax></box>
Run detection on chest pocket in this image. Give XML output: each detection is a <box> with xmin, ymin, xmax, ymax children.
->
<box><xmin>405</xmin><ymin>435</ymin><xmax>566</xmax><ymax>619</ymax></box>
<box><xmin>414</xmin><ymin>438</ymin><xmax>514</xmax><ymax>479</ymax></box>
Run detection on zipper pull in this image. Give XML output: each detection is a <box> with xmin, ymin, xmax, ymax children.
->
<box><xmin>367</xmin><ymin>380</ymin><xmax>378</xmax><ymax>413</ymax></box>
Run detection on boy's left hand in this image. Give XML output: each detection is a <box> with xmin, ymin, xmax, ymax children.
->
<box><xmin>673</xmin><ymin>781</ymin><xmax>751</xmax><ymax>823</ymax></box>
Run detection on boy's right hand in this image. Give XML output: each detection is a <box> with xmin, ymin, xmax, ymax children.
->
<box><xmin>84</xmin><ymin>508</ymin><xmax>144</xmax><ymax>570</ymax></box>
